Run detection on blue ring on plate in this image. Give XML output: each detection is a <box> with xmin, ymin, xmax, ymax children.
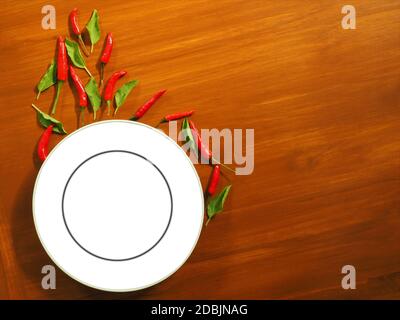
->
<box><xmin>61</xmin><ymin>150</ymin><xmax>173</xmax><ymax>262</ymax></box>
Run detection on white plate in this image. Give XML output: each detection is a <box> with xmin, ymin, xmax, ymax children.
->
<box><xmin>32</xmin><ymin>120</ymin><xmax>204</xmax><ymax>292</ymax></box>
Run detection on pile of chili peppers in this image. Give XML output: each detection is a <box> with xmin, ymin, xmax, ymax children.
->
<box><xmin>32</xmin><ymin>8</ymin><xmax>232</xmax><ymax>225</ymax></box>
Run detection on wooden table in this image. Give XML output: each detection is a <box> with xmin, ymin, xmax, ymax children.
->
<box><xmin>0</xmin><ymin>0</ymin><xmax>399</xmax><ymax>299</ymax></box>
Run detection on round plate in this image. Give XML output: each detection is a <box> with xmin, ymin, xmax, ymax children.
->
<box><xmin>32</xmin><ymin>120</ymin><xmax>204</xmax><ymax>292</ymax></box>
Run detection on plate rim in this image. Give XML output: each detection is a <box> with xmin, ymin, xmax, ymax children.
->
<box><xmin>32</xmin><ymin>119</ymin><xmax>204</xmax><ymax>292</ymax></box>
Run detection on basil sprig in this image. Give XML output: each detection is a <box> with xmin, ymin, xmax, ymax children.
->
<box><xmin>65</xmin><ymin>38</ymin><xmax>92</xmax><ymax>77</ymax></box>
<box><xmin>86</xmin><ymin>9</ymin><xmax>100</xmax><ymax>53</ymax></box>
<box><xmin>85</xmin><ymin>78</ymin><xmax>102</xmax><ymax>120</ymax></box>
<box><xmin>36</xmin><ymin>60</ymin><xmax>56</xmax><ymax>99</ymax></box>
<box><xmin>181</xmin><ymin>117</ymin><xmax>197</xmax><ymax>155</ymax></box>
<box><xmin>114</xmin><ymin>80</ymin><xmax>139</xmax><ymax>115</ymax></box>
<box><xmin>206</xmin><ymin>185</ymin><xmax>232</xmax><ymax>225</ymax></box>
<box><xmin>32</xmin><ymin>104</ymin><xmax>67</xmax><ymax>134</ymax></box>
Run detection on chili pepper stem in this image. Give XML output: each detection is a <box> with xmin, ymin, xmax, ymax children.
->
<box><xmin>107</xmin><ymin>100</ymin><xmax>111</xmax><ymax>116</ymax></box>
<box><xmin>84</xmin><ymin>66</ymin><xmax>93</xmax><ymax>78</ymax></box>
<box><xmin>155</xmin><ymin>118</ymin><xmax>168</xmax><ymax>127</ymax></box>
<box><xmin>217</xmin><ymin>162</ymin><xmax>236</xmax><ymax>174</ymax></box>
<box><xmin>78</xmin><ymin>35</ymin><xmax>90</xmax><ymax>56</ymax></box>
<box><xmin>211</xmin><ymin>157</ymin><xmax>236</xmax><ymax>173</ymax></box>
<box><xmin>99</xmin><ymin>63</ymin><xmax>104</xmax><ymax>88</ymax></box>
<box><xmin>91</xmin><ymin>44</ymin><xmax>94</xmax><ymax>53</ymax></box>
<box><xmin>93</xmin><ymin>110</ymin><xmax>97</xmax><ymax>121</ymax></box>
<box><xmin>205</xmin><ymin>218</ymin><xmax>211</xmax><ymax>226</ymax></box>
<box><xmin>51</xmin><ymin>81</ymin><xmax>63</xmax><ymax>115</ymax></box>
<box><xmin>36</xmin><ymin>91</ymin><xmax>40</xmax><ymax>100</ymax></box>
<box><xmin>80</xmin><ymin>107</ymin><xmax>85</xmax><ymax>127</ymax></box>
<box><xmin>156</xmin><ymin>118</ymin><xmax>167</xmax><ymax>127</ymax></box>
<box><xmin>31</xmin><ymin>103</ymin><xmax>41</xmax><ymax>113</ymax></box>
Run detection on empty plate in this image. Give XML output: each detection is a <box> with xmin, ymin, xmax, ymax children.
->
<box><xmin>32</xmin><ymin>120</ymin><xmax>204</xmax><ymax>292</ymax></box>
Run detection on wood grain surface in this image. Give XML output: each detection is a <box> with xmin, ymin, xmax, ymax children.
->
<box><xmin>0</xmin><ymin>0</ymin><xmax>399</xmax><ymax>299</ymax></box>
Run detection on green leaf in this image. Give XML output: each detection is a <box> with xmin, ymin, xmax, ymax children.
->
<box><xmin>207</xmin><ymin>185</ymin><xmax>232</xmax><ymax>223</ymax></box>
<box><xmin>182</xmin><ymin>117</ymin><xmax>197</xmax><ymax>154</ymax></box>
<box><xmin>85</xmin><ymin>77</ymin><xmax>102</xmax><ymax>120</ymax></box>
<box><xmin>114</xmin><ymin>80</ymin><xmax>139</xmax><ymax>114</ymax></box>
<box><xmin>36</xmin><ymin>60</ymin><xmax>56</xmax><ymax>99</ymax></box>
<box><xmin>31</xmin><ymin>104</ymin><xmax>67</xmax><ymax>134</ymax></box>
<box><xmin>65</xmin><ymin>38</ymin><xmax>85</xmax><ymax>68</ymax></box>
<box><xmin>86</xmin><ymin>9</ymin><xmax>100</xmax><ymax>53</ymax></box>
<box><xmin>65</xmin><ymin>38</ymin><xmax>92</xmax><ymax>77</ymax></box>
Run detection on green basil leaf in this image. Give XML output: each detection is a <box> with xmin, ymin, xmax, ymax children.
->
<box><xmin>114</xmin><ymin>80</ymin><xmax>139</xmax><ymax>114</ymax></box>
<box><xmin>65</xmin><ymin>38</ymin><xmax>92</xmax><ymax>77</ymax></box>
<box><xmin>207</xmin><ymin>185</ymin><xmax>232</xmax><ymax>222</ymax></box>
<box><xmin>85</xmin><ymin>77</ymin><xmax>102</xmax><ymax>120</ymax></box>
<box><xmin>86</xmin><ymin>9</ymin><xmax>100</xmax><ymax>53</ymax></box>
<box><xmin>31</xmin><ymin>104</ymin><xmax>67</xmax><ymax>135</ymax></box>
<box><xmin>65</xmin><ymin>38</ymin><xmax>85</xmax><ymax>68</ymax></box>
<box><xmin>182</xmin><ymin>117</ymin><xmax>197</xmax><ymax>154</ymax></box>
<box><xmin>36</xmin><ymin>60</ymin><xmax>56</xmax><ymax>99</ymax></box>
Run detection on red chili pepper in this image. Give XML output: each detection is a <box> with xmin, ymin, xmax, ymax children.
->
<box><xmin>103</xmin><ymin>70</ymin><xmax>127</xmax><ymax>115</ymax></box>
<box><xmin>56</xmin><ymin>36</ymin><xmax>68</xmax><ymax>81</ymax></box>
<box><xmin>100</xmin><ymin>33</ymin><xmax>113</xmax><ymax>64</ymax></box>
<box><xmin>188</xmin><ymin>120</ymin><xmax>212</xmax><ymax>160</ymax></box>
<box><xmin>188</xmin><ymin>120</ymin><xmax>236</xmax><ymax>173</ymax></box>
<box><xmin>51</xmin><ymin>36</ymin><xmax>68</xmax><ymax>115</ymax></box>
<box><xmin>99</xmin><ymin>33</ymin><xmax>113</xmax><ymax>87</ymax></box>
<box><xmin>69</xmin><ymin>8</ymin><xmax>81</xmax><ymax>35</ymax></box>
<box><xmin>38</xmin><ymin>125</ymin><xmax>54</xmax><ymax>161</ymax></box>
<box><xmin>130</xmin><ymin>89</ymin><xmax>167</xmax><ymax>121</ymax></box>
<box><xmin>69</xmin><ymin>8</ymin><xmax>89</xmax><ymax>56</ymax></box>
<box><xmin>160</xmin><ymin>110</ymin><xmax>194</xmax><ymax>124</ymax></box>
<box><xmin>69</xmin><ymin>66</ymin><xmax>87</xmax><ymax>107</ymax></box>
<box><xmin>69</xmin><ymin>66</ymin><xmax>88</xmax><ymax>126</ymax></box>
<box><xmin>207</xmin><ymin>165</ymin><xmax>220</xmax><ymax>196</ymax></box>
